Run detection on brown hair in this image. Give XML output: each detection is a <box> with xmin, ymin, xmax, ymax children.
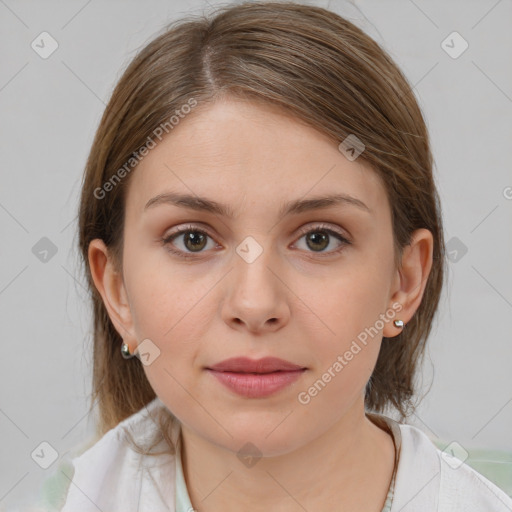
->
<box><xmin>77</xmin><ymin>0</ymin><xmax>446</xmax><ymax>453</ymax></box>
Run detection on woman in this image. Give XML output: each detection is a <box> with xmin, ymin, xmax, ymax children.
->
<box><xmin>40</xmin><ymin>2</ymin><xmax>512</xmax><ymax>511</ymax></box>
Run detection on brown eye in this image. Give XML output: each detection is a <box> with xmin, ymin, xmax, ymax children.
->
<box><xmin>162</xmin><ymin>226</ymin><xmax>216</xmax><ymax>258</ymax></box>
<box><xmin>161</xmin><ymin>222</ymin><xmax>350</xmax><ymax>260</ymax></box>
<box><xmin>181</xmin><ymin>231</ymin><xmax>208</xmax><ymax>252</ymax></box>
<box><xmin>294</xmin><ymin>225</ymin><xmax>350</xmax><ymax>255</ymax></box>
<box><xmin>304</xmin><ymin>231</ymin><xmax>330</xmax><ymax>252</ymax></box>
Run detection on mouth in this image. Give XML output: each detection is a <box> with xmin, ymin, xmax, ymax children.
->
<box><xmin>205</xmin><ymin>357</ymin><xmax>307</xmax><ymax>398</ymax></box>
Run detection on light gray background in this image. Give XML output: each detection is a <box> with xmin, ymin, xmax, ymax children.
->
<box><xmin>1</xmin><ymin>0</ymin><xmax>511</xmax><ymax>509</ymax></box>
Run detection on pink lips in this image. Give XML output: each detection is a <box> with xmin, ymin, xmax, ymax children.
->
<box><xmin>205</xmin><ymin>357</ymin><xmax>307</xmax><ymax>398</ymax></box>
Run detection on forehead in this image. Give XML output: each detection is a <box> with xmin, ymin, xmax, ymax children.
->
<box><xmin>125</xmin><ymin>98</ymin><xmax>387</xmax><ymax>219</ymax></box>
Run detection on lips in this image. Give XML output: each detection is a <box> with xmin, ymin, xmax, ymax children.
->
<box><xmin>205</xmin><ymin>357</ymin><xmax>307</xmax><ymax>398</ymax></box>
<box><xmin>206</xmin><ymin>356</ymin><xmax>306</xmax><ymax>373</ymax></box>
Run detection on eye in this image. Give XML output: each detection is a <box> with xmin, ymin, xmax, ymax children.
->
<box><xmin>161</xmin><ymin>224</ymin><xmax>217</xmax><ymax>259</ymax></box>
<box><xmin>161</xmin><ymin>223</ymin><xmax>351</xmax><ymax>260</ymax></box>
<box><xmin>293</xmin><ymin>223</ymin><xmax>351</xmax><ymax>256</ymax></box>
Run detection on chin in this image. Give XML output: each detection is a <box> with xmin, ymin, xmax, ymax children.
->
<box><xmin>214</xmin><ymin>422</ymin><xmax>301</xmax><ymax>458</ymax></box>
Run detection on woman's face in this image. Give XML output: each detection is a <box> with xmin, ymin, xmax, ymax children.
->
<box><xmin>105</xmin><ymin>98</ymin><xmax>406</xmax><ymax>455</ymax></box>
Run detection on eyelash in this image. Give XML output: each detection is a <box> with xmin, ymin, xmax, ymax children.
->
<box><xmin>160</xmin><ymin>223</ymin><xmax>351</xmax><ymax>260</ymax></box>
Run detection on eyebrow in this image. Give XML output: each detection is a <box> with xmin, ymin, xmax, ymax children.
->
<box><xmin>143</xmin><ymin>191</ymin><xmax>371</xmax><ymax>217</ymax></box>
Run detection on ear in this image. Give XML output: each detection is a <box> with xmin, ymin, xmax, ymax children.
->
<box><xmin>383</xmin><ymin>228</ymin><xmax>434</xmax><ymax>338</ymax></box>
<box><xmin>88</xmin><ymin>238</ymin><xmax>137</xmax><ymax>352</ymax></box>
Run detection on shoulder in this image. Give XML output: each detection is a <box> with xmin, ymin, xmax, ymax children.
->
<box><xmin>57</xmin><ymin>397</ymin><xmax>179</xmax><ymax>512</ymax></box>
<box><xmin>393</xmin><ymin>422</ymin><xmax>512</xmax><ymax>511</ymax></box>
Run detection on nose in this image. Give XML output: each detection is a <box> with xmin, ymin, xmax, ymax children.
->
<box><xmin>220</xmin><ymin>245</ymin><xmax>291</xmax><ymax>334</ymax></box>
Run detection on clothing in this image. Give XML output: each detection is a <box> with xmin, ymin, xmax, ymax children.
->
<box><xmin>41</xmin><ymin>396</ymin><xmax>511</xmax><ymax>511</ymax></box>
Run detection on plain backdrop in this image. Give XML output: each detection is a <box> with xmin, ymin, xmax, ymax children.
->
<box><xmin>1</xmin><ymin>0</ymin><xmax>511</xmax><ymax>509</ymax></box>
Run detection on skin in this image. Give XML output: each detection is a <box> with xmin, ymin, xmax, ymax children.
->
<box><xmin>89</xmin><ymin>97</ymin><xmax>433</xmax><ymax>511</ymax></box>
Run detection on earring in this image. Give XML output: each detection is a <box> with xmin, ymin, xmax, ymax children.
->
<box><xmin>393</xmin><ymin>319</ymin><xmax>404</xmax><ymax>329</ymax></box>
<box><xmin>121</xmin><ymin>342</ymin><xmax>133</xmax><ymax>359</ymax></box>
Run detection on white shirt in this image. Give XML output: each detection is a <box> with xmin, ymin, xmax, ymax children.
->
<box><xmin>56</xmin><ymin>396</ymin><xmax>512</xmax><ymax>512</ymax></box>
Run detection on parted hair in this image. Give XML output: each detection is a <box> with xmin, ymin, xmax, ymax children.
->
<box><xmin>77</xmin><ymin>1</ymin><xmax>446</xmax><ymax>453</ymax></box>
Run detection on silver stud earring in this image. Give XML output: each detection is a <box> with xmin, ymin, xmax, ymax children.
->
<box><xmin>393</xmin><ymin>319</ymin><xmax>404</xmax><ymax>329</ymax></box>
<box><xmin>121</xmin><ymin>342</ymin><xmax>133</xmax><ymax>359</ymax></box>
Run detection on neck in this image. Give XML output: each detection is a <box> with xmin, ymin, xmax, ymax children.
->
<box><xmin>179</xmin><ymin>399</ymin><xmax>395</xmax><ymax>512</ymax></box>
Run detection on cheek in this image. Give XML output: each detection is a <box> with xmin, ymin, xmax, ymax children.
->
<box><xmin>298</xmin><ymin>258</ymin><xmax>389</xmax><ymax>339</ymax></box>
<box><xmin>125</xmin><ymin>241</ymin><xmax>202</xmax><ymax>337</ymax></box>
<box><xmin>123</xmin><ymin>246</ymin><xmax>214</xmax><ymax>375</ymax></box>
<box><xmin>293</xmin><ymin>256</ymin><xmax>391</xmax><ymax>391</ymax></box>
<box><xmin>129</xmin><ymin>265</ymin><xmax>206</xmax><ymax>418</ymax></box>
